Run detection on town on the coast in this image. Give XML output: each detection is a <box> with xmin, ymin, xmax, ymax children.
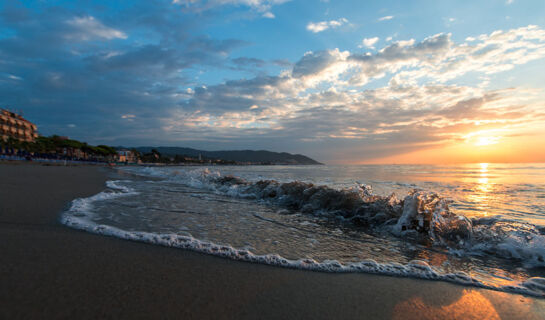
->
<box><xmin>0</xmin><ymin>108</ymin><xmax>320</xmax><ymax>165</ymax></box>
<box><xmin>0</xmin><ymin>108</ymin><xmax>233</xmax><ymax>165</ymax></box>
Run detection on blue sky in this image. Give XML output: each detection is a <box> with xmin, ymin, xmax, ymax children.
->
<box><xmin>1</xmin><ymin>0</ymin><xmax>545</xmax><ymax>163</ymax></box>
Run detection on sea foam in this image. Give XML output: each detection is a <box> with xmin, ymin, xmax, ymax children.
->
<box><xmin>124</xmin><ymin>167</ymin><xmax>545</xmax><ymax>267</ymax></box>
<box><xmin>60</xmin><ymin>175</ymin><xmax>545</xmax><ymax>298</ymax></box>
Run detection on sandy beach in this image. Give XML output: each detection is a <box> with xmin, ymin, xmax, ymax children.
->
<box><xmin>1</xmin><ymin>162</ymin><xmax>544</xmax><ymax>319</ymax></box>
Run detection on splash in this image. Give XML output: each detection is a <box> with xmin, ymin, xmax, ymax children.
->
<box><xmin>138</xmin><ymin>167</ymin><xmax>545</xmax><ymax>266</ymax></box>
<box><xmin>60</xmin><ymin>178</ymin><xmax>545</xmax><ymax>297</ymax></box>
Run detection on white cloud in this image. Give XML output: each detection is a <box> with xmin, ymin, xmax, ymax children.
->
<box><xmin>66</xmin><ymin>16</ymin><xmax>127</xmax><ymax>41</ymax></box>
<box><xmin>506</xmin><ymin>0</ymin><xmax>514</xmax><ymax>4</ymax></box>
<box><xmin>361</xmin><ymin>37</ymin><xmax>379</xmax><ymax>49</ymax></box>
<box><xmin>395</xmin><ymin>39</ymin><xmax>415</xmax><ymax>47</ymax></box>
<box><xmin>173</xmin><ymin>0</ymin><xmax>291</xmax><ymax>13</ymax></box>
<box><xmin>262</xmin><ymin>12</ymin><xmax>275</xmax><ymax>18</ymax></box>
<box><xmin>170</xmin><ymin>25</ymin><xmax>545</xmax><ymax>162</ymax></box>
<box><xmin>444</xmin><ymin>17</ymin><xmax>457</xmax><ymax>26</ymax></box>
<box><xmin>121</xmin><ymin>114</ymin><xmax>136</xmax><ymax>121</ymax></box>
<box><xmin>378</xmin><ymin>15</ymin><xmax>394</xmax><ymax>21</ymax></box>
<box><xmin>306</xmin><ymin>18</ymin><xmax>348</xmax><ymax>33</ymax></box>
<box><xmin>8</xmin><ymin>74</ymin><xmax>22</xmax><ymax>81</ymax></box>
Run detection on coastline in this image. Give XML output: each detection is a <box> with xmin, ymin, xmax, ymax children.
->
<box><xmin>1</xmin><ymin>162</ymin><xmax>543</xmax><ymax>319</ymax></box>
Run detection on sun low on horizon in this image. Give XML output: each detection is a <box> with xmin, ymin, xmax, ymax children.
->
<box><xmin>1</xmin><ymin>0</ymin><xmax>545</xmax><ymax>164</ymax></box>
<box><xmin>361</xmin><ymin>127</ymin><xmax>545</xmax><ymax>165</ymax></box>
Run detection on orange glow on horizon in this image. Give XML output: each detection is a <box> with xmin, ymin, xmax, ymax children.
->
<box><xmin>349</xmin><ymin>129</ymin><xmax>545</xmax><ymax>165</ymax></box>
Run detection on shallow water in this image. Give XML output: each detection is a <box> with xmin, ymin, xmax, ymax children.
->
<box><xmin>61</xmin><ymin>164</ymin><xmax>545</xmax><ymax>297</ymax></box>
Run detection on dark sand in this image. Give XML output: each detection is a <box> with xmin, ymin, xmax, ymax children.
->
<box><xmin>1</xmin><ymin>162</ymin><xmax>544</xmax><ymax>319</ymax></box>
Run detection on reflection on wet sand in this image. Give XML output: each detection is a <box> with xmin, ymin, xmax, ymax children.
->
<box><xmin>392</xmin><ymin>289</ymin><xmax>540</xmax><ymax>320</ymax></box>
<box><xmin>413</xmin><ymin>248</ymin><xmax>448</xmax><ymax>268</ymax></box>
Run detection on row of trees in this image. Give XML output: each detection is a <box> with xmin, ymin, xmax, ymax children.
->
<box><xmin>34</xmin><ymin>135</ymin><xmax>117</xmax><ymax>156</ymax></box>
<box><xmin>1</xmin><ymin>135</ymin><xmax>117</xmax><ymax>158</ymax></box>
<box><xmin>1</xmin><ymin>136</ymin><xmax>238</xmax><ymax>165</ymax></box>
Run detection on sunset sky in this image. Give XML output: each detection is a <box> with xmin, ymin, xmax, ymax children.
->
<box><xmin>1</xmin><ymin>0</ymin><xmax>545</xmax><ymax>164</ymax></box>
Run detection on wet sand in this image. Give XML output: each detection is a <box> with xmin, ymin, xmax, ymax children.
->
<box><xmin>1</xmin><ymin>162</ymin><xmax>544</xmax><ymax>319</ymax></box>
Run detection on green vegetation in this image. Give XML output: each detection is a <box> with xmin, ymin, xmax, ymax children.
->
<box><xmin>1</xmin><ymin>135</ymin><xmax>117</xmax><ymax>158</ymax></box>
<box><xmin>30</xmin><ymin>136</ymin><xmax>117</xmax><ymax>156</ymax></box>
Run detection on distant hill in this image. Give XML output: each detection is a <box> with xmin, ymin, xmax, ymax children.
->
<box><xmin>126</xmin><ymin>146</ymin><xmax>322</xmax><ymax>165</ymax></box>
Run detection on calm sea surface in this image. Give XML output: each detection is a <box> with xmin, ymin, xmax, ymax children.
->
<box><xmin>62</xmin><ymin>163</ymin><xmax>545</xmax><ymax>297</ymax></box>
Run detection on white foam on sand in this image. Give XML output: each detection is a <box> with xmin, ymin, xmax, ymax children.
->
<box><xmin>60</xmin><ymin>179</ymin><xmax>545</xmax><ymax>298</ymax></box>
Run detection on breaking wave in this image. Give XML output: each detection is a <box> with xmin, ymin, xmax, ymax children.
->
<box><xmin>60</xmin><ymin>167</ymin><xmax>545</xmax><ymax>297</ymax></box>
<box><xmin>134</xmin><ymin>167</ymin><xmax>545</xmax><ymax>267</ymax></box>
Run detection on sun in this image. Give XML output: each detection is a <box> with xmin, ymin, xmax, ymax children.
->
<box><xmin>475</xmin><ymin>136</ymin><xmax>500</xmax><ymax>146</ymax></box>
<box><xmin>463</xmin><ymin>130</ymin><xmax>503</xmax><ymax>147</ymax></box>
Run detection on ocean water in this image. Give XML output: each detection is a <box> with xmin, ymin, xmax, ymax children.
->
<box><xmin>61</xmin><ymin>164</ymin><xmax>545</xmax><ymax>297</ymax></box>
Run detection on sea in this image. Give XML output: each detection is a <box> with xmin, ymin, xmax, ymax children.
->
<box><xmin>61</xmin><ymin>163</ymin><xmax>545</xmax><ymax>297</ymax></box>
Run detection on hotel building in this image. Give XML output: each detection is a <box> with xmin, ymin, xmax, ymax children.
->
<box><xmin>116</xmin><ymin>149</ymin><xmax>139</xmax><ymax>163</ymax></box>
<box><xmin>0</xmin><ymin>109</ymin><xmax>39</xmax><ymax>142</ymax></box>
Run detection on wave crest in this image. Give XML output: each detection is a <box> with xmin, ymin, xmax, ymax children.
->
<box><xmin>128</xmin><ymin>167</ymin><xmax>545</xmax><ymax>267</ymax></box>
<box><xmin>213</xmin><ymin>174</ymin><xmax>475</xmax><ymax>246</ymax></box>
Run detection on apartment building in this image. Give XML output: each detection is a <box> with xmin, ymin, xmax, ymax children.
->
<box><xmin>0</xmin><ymin>109</ymin><xmax>39</xmax><ymax>142</ymax></box>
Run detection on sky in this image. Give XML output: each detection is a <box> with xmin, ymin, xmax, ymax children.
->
<box><xmin>1</xmin><ymin>0</ymin><xmax>545</xmax><ymax>164</ymax></box>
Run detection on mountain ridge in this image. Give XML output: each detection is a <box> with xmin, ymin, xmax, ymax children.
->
<box><xmin>121</xmin><ymin>146</ymin><xmax>322</xmax><ymax>165</ymax></box>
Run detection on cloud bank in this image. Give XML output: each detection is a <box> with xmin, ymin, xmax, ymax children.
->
<box><xmin>174</xmin><ymin>26</ymin><xmax>545</xmax><ymax>161</ymax></box>
<box><xmin>1</xmin><ymin>1</ymin><xmax>545</xmax><ymax>163</ymax></box>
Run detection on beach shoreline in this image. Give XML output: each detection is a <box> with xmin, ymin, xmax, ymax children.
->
<box><xmin>1</xmin><ymin>162</ymin><xmax>543</xmax><ymax>319</ymax></box>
